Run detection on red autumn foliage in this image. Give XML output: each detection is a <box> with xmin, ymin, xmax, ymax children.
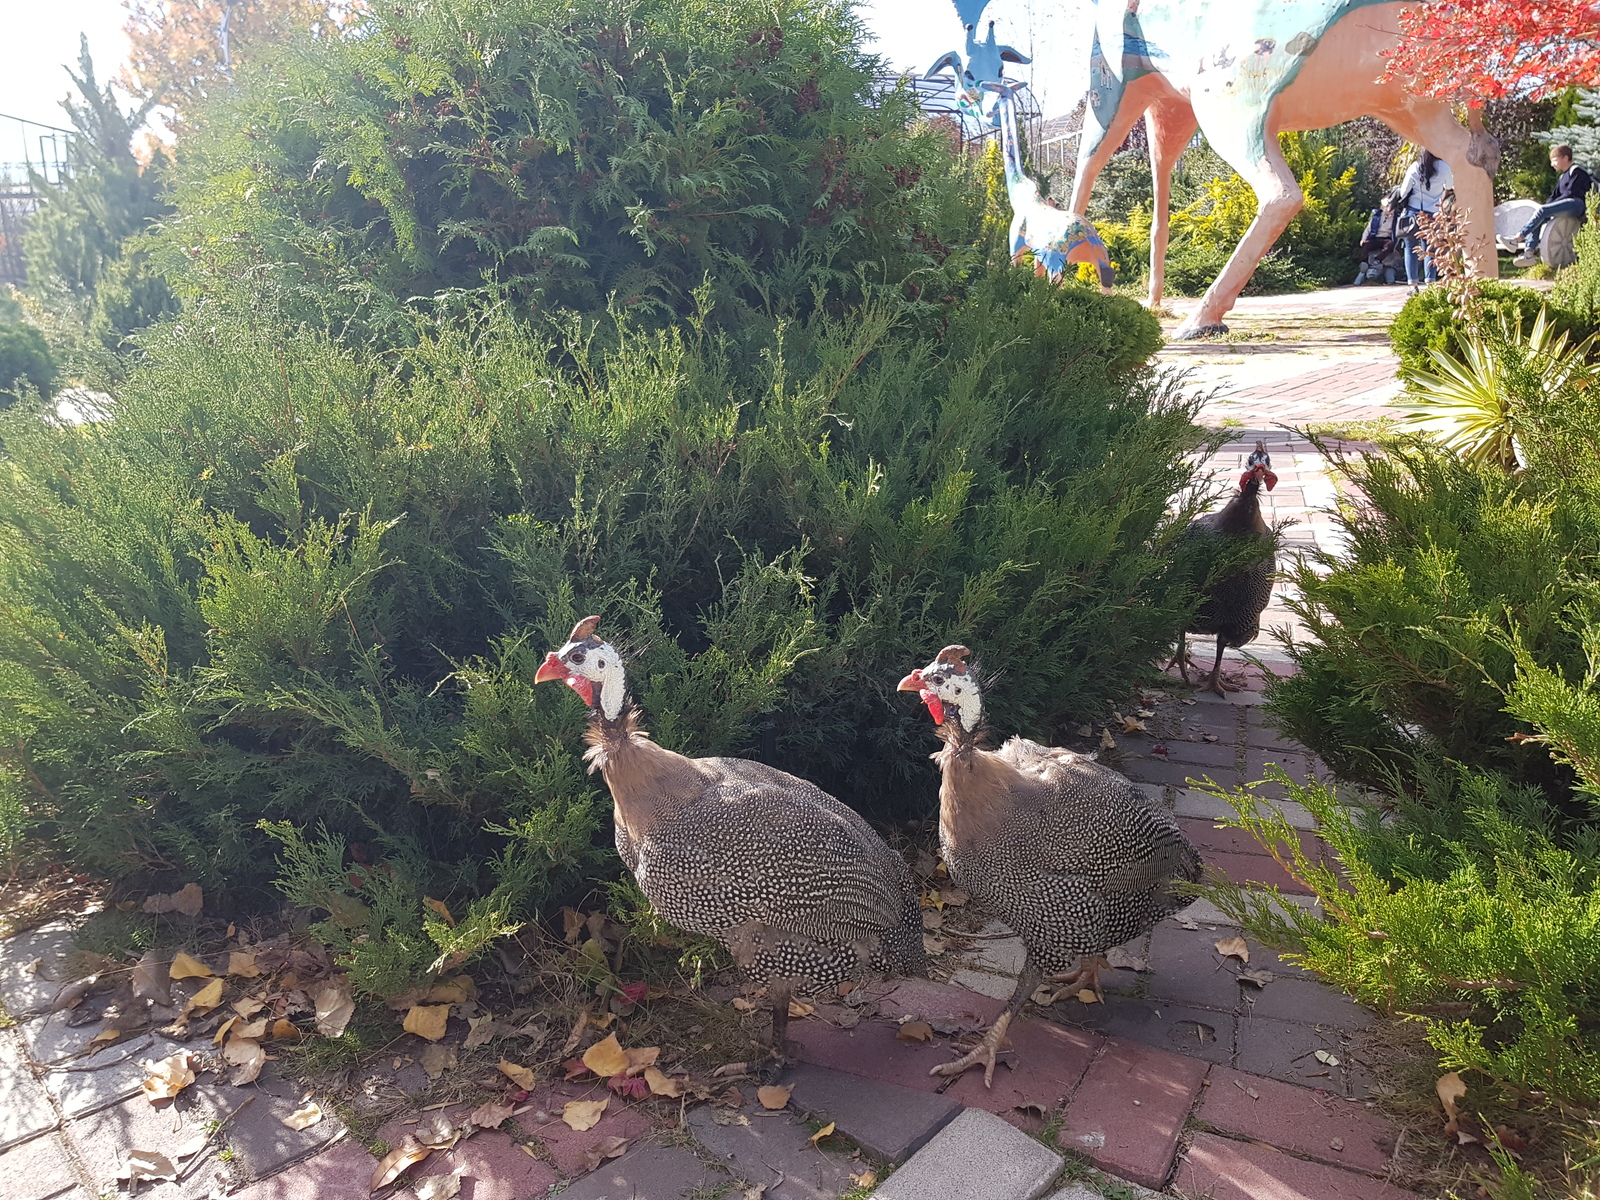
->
<box><xmin>1381</xmin><ymin>0</ymin><xmax>1600</xmax><ymax>102</ymax></box>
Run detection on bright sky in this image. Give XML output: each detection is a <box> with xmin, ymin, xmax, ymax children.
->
<box><xmin>0</xmin><ymin>0</ymin><xmax>1092</xmax><ymax>161</ymax></box>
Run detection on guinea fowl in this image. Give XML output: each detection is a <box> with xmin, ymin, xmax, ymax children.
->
<box><xmin>535</xmin><ymin>617</ymin><xmax>925</xmax><ymax>1054</ymax></box>
<box><xmin>1171</xmin><ymin>442</ymin><xmax>1278</xmax><ymax>696</ymax></box>
<box><xmin>898</xmin><ymin>646</ymin><xmax>1201</xmax><ymax>1085</ymax></box>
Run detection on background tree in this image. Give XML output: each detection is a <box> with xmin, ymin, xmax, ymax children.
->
<box><xmin>122</xmin><ymin>0</ymin><xmax>357</xmax><ymax>125</ymax></box>
<box><xmin>1382</xmin><ymin>0</ymin><xmax>1600</xmax><ymax>102</ymax></box>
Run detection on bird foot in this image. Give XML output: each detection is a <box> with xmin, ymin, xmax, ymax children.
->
<box><xmin>929</xmin><ymin>1015</ymin><xmax>1012</xmax><ymax>1089</ymax></box>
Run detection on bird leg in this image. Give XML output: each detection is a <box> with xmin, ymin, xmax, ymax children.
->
<box><xmin>767</xmin><ymin>978</ymin><xmax>793</xmax><ymax>1064</ymax></box>
<box><xmin>931</xmin><ymin>959</ymin><xmax>1042</xmax><ymax>1088</ymax></box>
<box><xmin>1204</xmin><ymin>635</ymin><xmax>1234</xmax><ymax>697</ymax></box>
<box><xmin>1165</xmin><ymin>633</ymin><xmax>1191</xmax><ymax>683</ymax></box>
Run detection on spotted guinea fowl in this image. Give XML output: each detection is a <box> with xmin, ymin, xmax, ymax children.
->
<box><xmin>1171</xmin><ymin>442</ymin><xmax>1278</xmax><ymax>696</ymax></box>
<box><xmin>535</xmin><ymin>617</ymin><xmax>925</xmax><ymax>1053</ymax></box>
<box><xmin>898</xmin><ymin>646</ymin><xmax>1201</xmax><ymax>1085</ymax></box>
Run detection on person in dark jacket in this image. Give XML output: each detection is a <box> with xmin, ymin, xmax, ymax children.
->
<box><xmin>1354</xmin><ymin>191</ymin><xmax>1404</xmax><ymax>285</ymax></box>
<box><xmin>1513</xmin><ymin>144</ymin><xmax>1593</xmax><ymax>266</ymax></box>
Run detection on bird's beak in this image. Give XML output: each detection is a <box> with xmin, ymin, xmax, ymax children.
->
<box><xmin>897</xmin><ymin>670</ymin><xmax>925</xmax><ymax>692</ymax></box>
<box><xmin>534</xmin><ymin>652</ymin><xmax>566</xmax><ymax>685</ymax></box>
<box><xmin>898</xmin><ymin>670</ymin><xmax>946</xmax><ymax>726</ymax></box>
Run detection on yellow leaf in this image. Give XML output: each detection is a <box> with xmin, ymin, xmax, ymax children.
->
<box><xmin>1076</xmin><ymin>989</ymin><xmax>1101</xmax><ymax>1005</ymax></box>
<box><xmin>852</xmin><ymin>1171</ymin><xmax>878</xmax><ymax>1188</ymax></box>
<box><xmin>213</xmin><ymin>1016</ymin><xmax>237</xmax><ymax>1046</ymax></box>
<box><xmin>232</xmin><ymin>996</ymin><xmax>265</xmax><ymax>1019</ymax></box>
<box><xmin>895</xmin><ymin>1020</ymin><xmax>933</xmax><ymax>1043</ymax></box>
<box><xmin>1099</xmin><ymin>728</ymin><xmax>1117</xmax><ymax>751</ymax></box>
<box><xmin>282</xmin><ymin>1102</ymin><xmax>323</xmax><ymax>1131</ymax></box>
<box><xmin>140</xmin><ymin>1051</ymin><xmax>197</xmax><ymax>1102</ymax></box>
<box><xmin>644</xmin><ymin>1066</ymin><xmax>682</xmax><ymax>1097</ymax></box>
<box><xmin>313</xmin><ymin>979</ymin><xmax>354</xmax><ymax>1038</ymax></box>
<box><xmin>1121</xmin><ymin>715</ymin><xmax>1147</xmax><ymax>734</ymax></box>
<box><xmin>403</xmin><ymin>1004</ymin><xmax>451</xmax><ymax>1042</ymax></box>
<box><xmin>562</xmin><ymin>1098</ymin><xmax>608</xmax><ymax>1131</ymax></box>
<box><xmin>469</xmin><ymin>1101</ymin><xmax>515</xmax><ymax>1129</ymax></box>
<box><xmin>89</xmin><ymin>1029</ymin><xmax>123</xmax><ymax>1047</ymax></box>
<box><xmin>498</xmin><ymin>1059</ymin><xmax>535</xmax><ymax>1089</ymax></box>
<box><xmin>270</xmin><ymin>1018</ymin><xmax>301</xmax><ymax>1040</ymax></box>
<box><xmin>809</xmin><ymin>1121</ymin><xmax>836</xmax><ymax>1145</ymax></box>
<box><xmin>423</xmin><ymin>897</ymin><xmax>456</xmax><ymax>927</ymax></box>
<box><xmin>582</xmin><ymin>1033</ymin><xmax>630</xmax><ymax>1078</ymax></box>
<box><xmin>142</xmin><ymin>883</ymin><xmax>204</xmax><ymax>918</ymax></box>
<box><xmin>424</xmin><ymin>975</ymin><xmax>477</xmax><ymax>1004</ymax></box>
<box><xmin>787</xmin><ymin>1000</ymin><xmax>815</xmax><ymax>1019</ymax></box>
<box><xmin>234</xmin><ymin>1018</ymin><xmax>268</xmax><ymax>1039</ymax></box>
<box><xmin>757</xmin><ymin>1085</ymin><xmax>792</xmax><ymax>1110</ymax></box>
<box><xmin>168</xmin><ymin>952</ymin><xmax>213</xmax><ymax>980</ymax></box>
<box><xmin>222</xmin><ymin>1035</ymin><xmax>266</xmax><ymax>1085</ymax></box>
<box><xmin>731</xmin><ymin>997</ymin><xmax>756</xmax><ymax>1012</ymax></box>
<box><xmin>227</xmin><ymin>952</ymin><xmax>260</xmax><ymax>978</ymax></box>
<box><xmin>183</xmin><ymin>977</ymin><xmax>224</xmax><ymax>1017</ymax></box>
<box><xmin>1437</xmin><ymin>1072</ymin><xmax>1467</xmax><ymax>1134</ymax></box>
<box><xmin>369</xmin><ymin>1136</ymin><xmax>431</xmax><ymax>1191</ymax></box>
<box><xmin>624</xmin><ymin>1046</ymin><xmax>660</xmax><ymax>1075</ymax></box>
<box><xmin>1214</xmin><ymin>937</ymin><xmax>1249</xmax><ymax>964</ymax></box>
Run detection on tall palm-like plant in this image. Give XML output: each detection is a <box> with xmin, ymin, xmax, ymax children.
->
<box><xmin>1391</xmin><ymin>306</ymin><xmax>1595</xmax><ymax>471</ymax></box>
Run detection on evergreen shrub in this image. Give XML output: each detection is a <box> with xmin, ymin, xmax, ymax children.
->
<box><xmin>0</xmin><ymin>272</ymin><xmax>1205</xmax><ymax>994</ymax></box>
<box><xmin>1389</xmin><ymin>281</ymin><xmax>1591</xmax><ymax>378</ymax></box>
<box><xmin>0</xmin><ymin>324</ymin><xmax>55</xmax><ymax>406</ymax></box>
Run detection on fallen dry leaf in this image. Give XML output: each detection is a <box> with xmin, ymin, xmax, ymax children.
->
<box><xmin>213</xmin><ymin>1016</ymin><xmax>237</xmax><ymax>1046</ymax></box>
<box><xmin>120</xmin><ymin>1149</ymin><xmax>179</xmax><ymax>1182</ymax></box>
<box><xmin>1099</xmin><ymin>728</ymin><xmax>1117</xmax><ymax>750</ymax></box>
<box><xmin>227</xmin><ymin>952</ymin><xmax>260</xmax><ymax>978</ymax></box>
<box><xmin>1136</xmin><ymin>708</ymin><xmax>1156</xmax><ymax>718</ymax></box>
<box><xmin>1176</xmin><ymin>916</ymin><xmax>1200</xmax><ymax>930</ymax></box>
<box><xmin>415</xmin><ymin>1112</ymin><xmax>460</xmax><ymax>1151</ymax></box>
<box><xmin>896</xmin><ymin>1020</ymin><xmax>934</xmax><ymax>1043</ymax></box>
<box><xmin>369</xmin><ymin>1136</ymin><xmax>430</xmax><ymax>1192</ymax></box>
<box><xmin>140</xmin><ymin>1052</ymin><xmax>197</xmax><ymax>1102</ymax></box>
<box><xmin>1121</xmin><ymin>714</ymin><xmax>1147</xmax><ymax>734</ymax></box>
<box><xmin>1106</xmin><ymin>946</ymin><xmax>1149</xmax><ymax>972</ymax></box>
<box><xmin>582</xmin><ymin>1033</ymin><xmax>630</xmax><ymax>1078</ymax></box>
<box><xmin>234</xmin><ymin>1018</ymin><xmax>268</xmax><ymax>1039</ymax></box>
<box><xmin>731</xmin><ymin>997</ymin><xmax>756</xmax><ymax>1013</ymax></box>
<box><xmin>810</xmin><ymin>1121</ymin><xmax>836</xmax><ymax>1145</ymax></box>
<box><xmin>1437</xmin><ymin>1071</ymin><xmax>1467</xmax><ymax>1134</ymax></box>
<box><xmin>644</xmin><ymin>1066</ymin><xmax>682</xmax><ymax>1097</ymax></box>
<box><xmin>1214</xmin><ymin>937</ymin><xmax>1249</xmax><ymax>963</ymax></box>
<box><xmin>412</xmin><ymin>1173</ymin><xmax>462</xmax><ymax>1200</ymax></box>
<box><xmin>787</xmin><ymin>1000</ymin><xmax>815</xmax><ymax>1019</ymax></box>
<box><xmin>923</xmin><ymin>934</ymin><xmax>946</xmax><ymax>956</ymax></box>
<box><xmin>403</xmin><ymin>1004</ymin><xmax>451</xmax><ymax>1042</ymax></box>
<box><xmin>1238</xmin><ymin>968</ymin><xmax>1275</xmax><ymax>987</ymax></box>
<box><xmin>130</xmin><ymin>950</ymin><xmax>171</xmax><ymax>1005</ymax></box>
<box><xmin>712</xmin><ymin>1110</ymin><xmax>752</xmax><ymax>1127</ymax></box>
<box><xmin>182</xmin><ymin>976</ymin><xmax>225</xmax><ymax>1019</ymax></box>
<box><xmin>464</xmin><ymin>1014</ymin><xmax>501</xmax><ymax>1049</ymax></box>
<box><xmin>143</xmin><ymin>883</ymin><xmax>204</xmax><ymax>918</ymax></box>
<box><xmin>282</xmin><ymin>1102</ymin><xmax>324</xmax><ymax>1131</ymax></box>
<box><xmin>468</xmin><ymin>1101</ymin><xmax>514</xmax><ymax>1129</ymax></box>
<box><xmin>562</xmin><ymin>1098</ymin><xmax>608</xmax><ymax>1131</ymax></box>
<box><xmin>223</xmin><ymin>1034</ymin><xmax>266</xmax><ymax>1085</ymax></box>
<box><xmin>424</xmin><ymin>976</ymin><xmax>477</xmax><ymax>1004</ymax></box>
<box><xmin>757</xmin><ymin>1084</ymin><xmax>793</xmax><ymax>1110</ymax></box>
<box><xmin>921</xmin><ymin>909</ymin><xmax>944</xmax><ymax>931</ymax></box>
<box><xmin>422</xmin><ymin>897</ymin><xmax>456</xmax><ymax>927</ymax></box>
<box><xmin>1314</xmin><ymin>1049</ymin><xmax>1341</xmax><ymax>1067</ymax></box>
<box><xmin>233</xmin><ymin>995</ymin><xmax>265</xmax><ymax>1019</ymax></box>
<box><xmin>420</xmin><ymin>1041</ymin><xmax>457</xmax><ymax>1081</ymax></box>
<box><xmin>498</xmin><ymin>1059</ymin><xmax>536</xmax><ymax>1089</ymax></box>
<box><xmin>313</xmin><ymin>979</ymin><xmax>355</xmax><ymax>1038</ymax></box>
<box><xmin>168</xmin><ymin>952</ymin><xmax>213</xmax><ymax>980</ymax></box>
<box><xmin>270</xmin><ymin>1018</ymin><xmax>301</xmax><ymax>1040</ymax></box>
<box><xmin>578</xmin><ymin>1135</ymin><xmax>630</xmax><ymax>1173</ymax></box>
<box><xmin>851</xmin><ymin>1172</ymin><xmax>878</xmax><ymax>1188</ymax></box>
<box><xmin>1076</xmin><ymin>989</ymin><xmax>1101</xmax><ymax>1005</ymax></box>
<box><xmin>624</xmin><ymin>1046</ymin><xmax>660</xmax><ymax>1075</ymax></box>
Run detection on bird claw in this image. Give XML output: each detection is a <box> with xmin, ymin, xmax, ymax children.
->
<box><xmin>929</xmin><ymin>1040</ymin><xmax>1001</xmax><ymax>1088</ymax></box>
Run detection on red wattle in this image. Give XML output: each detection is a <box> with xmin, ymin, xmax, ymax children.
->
<box><xmin>920</xmin><ymin>689</ymin><xmax>946</xmax><ymax>727</ymax></box>
<box><xmin>566</xmin><ymin>676</ymin><xmax>595</xmax><ymax>707</ymax></box>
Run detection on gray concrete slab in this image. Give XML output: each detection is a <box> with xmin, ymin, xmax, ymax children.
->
<box><xmin>0</xmin><ymin>1036</ymin><xmax>57</xmax><ymax>1151</ymax></box>
<box><xmin>872</xmin><ymin>1107</ymin><xmax>1062</xmax><ymax>1200</ymax></box>
<box><xmin>21</xmin><ymin>1006</ymin><xmax>109</xmax><ymax>1067</ymax></box>
<box><xmin>1051</xmin><ymin>995</ymin><xmax>1234</xmax><ymax>1067</ymax></box>
<box><xmin>40</xmin><ymin>1034</ymin><xmax>151</xmax><ymax>1118</ymax></box>
<box><xmin>0</xmin><ymin>925</ymin><xmax>81</xmax><ymax>1020</ymax></box>
<box><xmin>687</xmin><ymin>1102</ymin><xmax>858</xmax><ymax>1200</ymax></box>
<box><xmin>553</xmin><ymin>1142</ymin><xmax>727</xmax><ymax>1200</ymax></box>
<box><xmin>1175</xmin><ymin>788</ymin><xmax>1316</xmax><ymax>831</ymax></box>
<box><xmin>0</xmin><ymin>1130</ymin><xmax>83</xmax><ymax>1200</ymax></box>
<box><xmin>784</xmin><ymin>1062</ymin><xmax>961</xmax><ymax>1164</ymax></box>
<box><xmin>948</xmin><ymin>969</ymin><xmax>1017</xmax><ymax>1000</ymax></box>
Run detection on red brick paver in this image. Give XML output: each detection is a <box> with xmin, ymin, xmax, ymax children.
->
<box><xmin>1178</xmin><ymin>1131</ymin><xmax>1417</xmax><ymax>1200</ymax></box>
<box><xmin>1059</xmin><ymin>1036</ymin><xmax>1209</xmax><ymax>1189</ymax></box>
<box><xmin>1198</xmin><ymin>1068</ymin><xmax>1399</xmax><ymax>1176</ymax></box>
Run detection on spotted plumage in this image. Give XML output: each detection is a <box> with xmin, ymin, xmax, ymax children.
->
<box><xmin>899</xmin><ymin>645</ymin><xmax>1201</xmax><ymax>1085</ymax></box>
<box><xmin>536</xmin><ymin>618</ymin><xmax>924</xmax><ymax>1049</ymax></box>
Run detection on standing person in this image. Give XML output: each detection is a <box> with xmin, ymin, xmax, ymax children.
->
<box><xmin>1398</xmin><ymin>150</ymin><xmax>1454</xmax><ymax>294</ymax></box>
<box><xmin>1512</xmin><ymin>145</ymin><xmax>1594</xmax><ymax>267</ymax></box>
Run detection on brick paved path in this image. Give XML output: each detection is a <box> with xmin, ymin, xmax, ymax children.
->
<box><xmin>0</xmin><ymin>291</ymin><xmax>1433</xmax><ymax>1200</ymax></box>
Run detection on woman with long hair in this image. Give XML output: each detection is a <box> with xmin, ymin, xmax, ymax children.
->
<box><xmin>1397</xmin><ymin>149</ymin><xmax>1454</xmax><ymax>293</ymax></box>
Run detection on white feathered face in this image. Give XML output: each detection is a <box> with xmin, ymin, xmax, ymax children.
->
<box><xmin>534</xmin><ymin>617</ymin><xmax>626</xmax><ymax>719</ymax></box>
<box><xmin>898</xmin><ymin>646</ymin><xmax>982</xmax><ymax>732</ymax></box>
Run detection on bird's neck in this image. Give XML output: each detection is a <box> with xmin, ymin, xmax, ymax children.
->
<box><xmin>996</xmin><ymin>92</ymin><xmax>1039</xmax><ymax>209</ymax></box>
<box><xmin>584</xmin><ymin>707</ymin><xmax>697</xmax><ymax>836</ymax></box>
<box><xmin>934</xmin><ymin>722</ymin><xmax>1015</xmax><ymax>848</ymax></box>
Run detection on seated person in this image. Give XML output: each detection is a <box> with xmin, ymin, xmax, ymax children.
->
<box><xmin>1512</xmin><ymin>144</ymin><xmax>1593</xmax><ymax>266</ymax></box>
<box><xmin>1354</xmin><ymin>191</ymin><xmax>1404</xmax><ymax>285</ymax></box>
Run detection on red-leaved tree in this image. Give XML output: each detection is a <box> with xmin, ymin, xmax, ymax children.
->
<box><xmin>1382</xmin><ymin>0</ymin><xmax>1600</xmax><ymax>101</ymax></box>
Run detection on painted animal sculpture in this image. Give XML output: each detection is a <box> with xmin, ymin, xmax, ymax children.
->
<box><xmin>926</xmin><ymin>12</ymin><xmax>1114</xmax><ymax>290</ymax></box>
<box><xmin>1068</xmin><ymin>0</ymin><xmax>1498</xmax><ymax>339</ymax></box>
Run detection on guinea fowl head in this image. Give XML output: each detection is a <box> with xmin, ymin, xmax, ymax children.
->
<box><xmin>1240</xmin><ymin>441</ymin><xmax>1278</xmax><ymax>492</ymax></box>
<box><xmin>898</xmin><ymin>645</ymin><xmax>982</xmax><ymax>732</ymax></box>
<box><xmin>534</xmin><ymin>616</ymin><xmax>627</xmax><ymax>720</ymax></box>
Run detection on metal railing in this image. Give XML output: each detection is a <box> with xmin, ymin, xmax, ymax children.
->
<box><xmin>0</xmin><ymin>113</ymin><xmax>74</xmax><ymax>285</ymax></box>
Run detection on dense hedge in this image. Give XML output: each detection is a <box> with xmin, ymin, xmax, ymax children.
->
<box><xmin>1389</xmin><ymin>279</ymin><xmax>1592</xmax><ymax>377</ymax></box>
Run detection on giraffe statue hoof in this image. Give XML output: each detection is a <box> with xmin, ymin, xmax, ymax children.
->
<box><xmin>1173</xmin><ymin>321</ymin><xmax>1229</xmax><ymax>341</ymax></box>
